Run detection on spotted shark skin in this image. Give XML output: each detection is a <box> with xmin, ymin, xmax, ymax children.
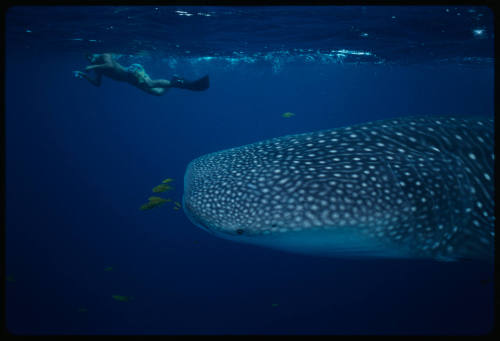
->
<box><xmin>183</xmin><ymin>116</ymin><xmax>495</xmax><ymax>261</ymax></box>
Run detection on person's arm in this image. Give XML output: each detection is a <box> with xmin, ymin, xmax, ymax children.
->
<box><xmin>85</xmin><ymin>54</ymin><xmax>114</xmax><ymax>72</ymax></box>
<box><xmin>85</xmin><ymin>64</ymin><xmax>110</xmax><ymax>72</ymax></box>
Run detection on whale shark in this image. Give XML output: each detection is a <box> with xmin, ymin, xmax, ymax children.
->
<box><xmin>183</xmin><ymin>116</ymin><xmax>495</xmax><ymax>261</ymax></box>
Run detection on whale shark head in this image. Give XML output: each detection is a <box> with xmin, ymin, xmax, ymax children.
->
<box><xmin>183</xmin><ymin>116</ymin><xmax>494</xmax><ymax>261</ymax></box>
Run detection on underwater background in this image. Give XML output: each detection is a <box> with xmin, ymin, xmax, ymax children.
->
<box><xmin>4</xmin><ymin>5</ymin><xmax>495</xmax><ymax>335</ymax></box>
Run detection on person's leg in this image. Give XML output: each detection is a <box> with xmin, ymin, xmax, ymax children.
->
<box><xmin>148</xmin><ymin>87</ymin><xmax>167</xmax><ymax>96</ymax></box>
<box><xmin>147</xmin><ymin>79</ymin><xmax>172</xmax><ymax>88</ymax></box>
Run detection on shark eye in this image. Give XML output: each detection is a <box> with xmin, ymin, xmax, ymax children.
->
<box><xmin>236</xmin><ymin>229</ymin><xmax>244</xmax><ymax>235</ymax></box>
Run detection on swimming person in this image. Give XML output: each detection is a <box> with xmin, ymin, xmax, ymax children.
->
<box><xmin>73</xmin><ymin>53</ymin><xmax>209</xmax><ymax>96</ymax></box>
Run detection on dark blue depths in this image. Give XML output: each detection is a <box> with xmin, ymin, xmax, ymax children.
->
<box><xmin>4</xmin><ymin>6</ymin><xmax>495</xmax><ymax>335</ymax></box>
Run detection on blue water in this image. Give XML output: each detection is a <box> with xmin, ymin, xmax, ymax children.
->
<box><xmin>4</xmin><ymin>5</ymin><xmax>495</xmax><ymax>335</ymax></box>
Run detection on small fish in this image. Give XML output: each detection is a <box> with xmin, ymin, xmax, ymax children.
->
<box><xmin>112</xmin><ymin>295</ymin><xmax>133</xmax><ymax>302</ymax></box>
<box><xmin>271</xmin><ymin>303</ymin><xmax>279</xmax><ymax>307</ymax></box>
<box><xmin>152</xmin><ymin>184</ymin><xmax>173</xmax><ymax>193</ymax></box>
<box><xmin>6</xmin><ymin>275</ymin><xmax>15</xmax><ymax>283</ymax></box>
<box><xmin>162</xmin><ymin>178</ymin><xmax>174</xmax><ymax>184</ymax></box>
<box><xmin>282</xmin><ymin>112</ymin><xmax>295</xmax><ymax>118</ymax></box>
<box><xmin>140</xmin><ymin>196</ymin><xmax>171</xmax><ymax>210</ymax></box>
<box><xmin>104</xmin><ymin>266</ymin><xmax>113</xmax><ymax>272</ymax></box>
<box><xmin>77</xmin><ymin>308</ymin><xmax>88</xmax><ymax>313</ymax></box>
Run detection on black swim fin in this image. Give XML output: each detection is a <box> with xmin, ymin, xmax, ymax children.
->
<box><xmin>171</xmin><ymin>75</ymin><xmax>210</xmax><ymax>91</ymax></box>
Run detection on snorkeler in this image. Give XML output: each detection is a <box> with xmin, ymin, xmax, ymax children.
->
<box><xmin>73</xmin><ymin>53</ymin><xmax>209</xmax><ymax>96</ymax></box>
